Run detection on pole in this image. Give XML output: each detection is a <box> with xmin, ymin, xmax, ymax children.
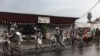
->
<box><xmin>80</xmin><ymin>0</ymin><xmax>100</xmax><ymax>18</ymax></box>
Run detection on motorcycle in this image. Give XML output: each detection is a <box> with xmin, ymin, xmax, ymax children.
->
<box><xmin>2</xmin><ymin>31</ymin><xmax>22</xmax><ymax>55</ymax></box>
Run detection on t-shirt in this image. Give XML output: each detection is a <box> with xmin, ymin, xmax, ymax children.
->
<box><xmin>87</xmin><ymin>32</ymin><xmax>92</xmax><ymax>37</ymax></box>
<box><xmin>95</xmin><ymin>30</ymin><xmax>100</xmax><ymax>36</ymax></box>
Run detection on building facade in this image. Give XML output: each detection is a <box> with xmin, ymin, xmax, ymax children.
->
<box><xmin>0</xmin><ymin>12</ymin><xmax>78</xmax><ymax>36</ymax></box>
<box><xmin>93</xmin><ymin>17</ymin><xmax>100</xmax><ymax>29</ymax></box>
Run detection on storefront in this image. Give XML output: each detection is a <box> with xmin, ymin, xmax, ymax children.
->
<box><xmin>0</xmin><ymin>12</ymin><xmax>78</xmax><ymax>35</ymax></box>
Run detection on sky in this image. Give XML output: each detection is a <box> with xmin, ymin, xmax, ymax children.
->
<box><xmin>0</xmin><ymin>0</ymin><xmax>100</xmax><ymax>22</ymax></box>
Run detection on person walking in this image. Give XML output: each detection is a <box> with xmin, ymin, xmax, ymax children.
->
<box><xmin>54</xmin><ymin>27</ymin><xmax>65</xmax><ymax>48</ymax></box>
<box><xmin>77</xmin><ymin>28</ymin><xmax>83</xmax><ymax>48</ymax></box>
<box><xmin>95</xmin><ymin>28</ymin><xmax>100</xmax><ymax>45</ymax></box>
<box><xmin>70</xmin><ymin>26</ymin><xmax>77</xmax><ymax>46</ymax></box>
<box><xmin>45</xmin><ymin>31</ymin><xmax>51</xmax><ymax>46</ymax></box>
<box><xmin>34</xmin><ymin>28</ymin><xmax>43</xmax><ymax>52</ymax></box>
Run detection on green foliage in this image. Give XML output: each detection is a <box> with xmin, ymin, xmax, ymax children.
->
<box><xmin>41</xmin><ymin>24</ymin><xmax>49</xmax><ymax>32</ymax></box>
<box><xmin>87</xmin><ymin>12</ymin><xmax>92</xmax><ymax>23</ymax></box>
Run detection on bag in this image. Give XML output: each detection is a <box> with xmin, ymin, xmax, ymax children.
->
<box><xmin>16</xmin><ymin>31</ymin><xmax>22</xmax><ymax>36</ymax></box>
<box><xmin>38</xmin><ymin>38</ymin><xmax>42</xmax><ymax>44</ymax></box>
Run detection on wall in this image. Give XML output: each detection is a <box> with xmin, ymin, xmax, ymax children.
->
<box><xmin>0</xmin><ymin>24</ymin><xmax>8</xmax><ymax>36</ymax></box>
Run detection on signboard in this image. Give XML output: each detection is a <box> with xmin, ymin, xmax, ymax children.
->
<box><xmin>38</xmin><ymin>16</ymin><xmax>50</xmax><ymax>23</ymax></box>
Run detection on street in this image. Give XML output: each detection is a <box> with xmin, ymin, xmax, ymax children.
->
<box><xmin>0</xmin><ymin>0</ymin><xmax>100</xmax><ymax>56</ymax></box>
<box><xmin>0</xmin><ymin>43</ymin><xmax>100</xmax><ymax>56</ymax></box>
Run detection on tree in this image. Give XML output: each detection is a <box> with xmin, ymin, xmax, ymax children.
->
<box><xmin>87</xmin><ymin>12</ymin><xmax>92</xmax><ymax>23</ymax></box>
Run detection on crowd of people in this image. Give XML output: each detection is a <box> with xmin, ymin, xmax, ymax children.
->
<box><xmin>1</xmin><ymin>23</ymin><xmax>100</xmax><ymax>53</ymax></box>
<box><xmin>34</xmin><ymin>26</ymin><xmax>100</xmax><ymax>50</ymax></box>
<box><xmin>64</xmin><ymin>27</ymin><xmax>100</xmax><ymax>46</ymax></box>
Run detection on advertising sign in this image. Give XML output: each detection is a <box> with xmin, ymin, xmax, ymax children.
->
<box><xmin>38</xmin><ymin>16</ymin><xmax>50</xmax><ymax>23</ymax></box>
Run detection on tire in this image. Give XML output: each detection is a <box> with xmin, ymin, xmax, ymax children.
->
<box><xmin>2</xmin><ymin>42</ymin><xmax>10</xmax><ymax>53</ymax></box>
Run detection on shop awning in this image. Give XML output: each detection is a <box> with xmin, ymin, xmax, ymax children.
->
<box><xmin>0</xmin><ymin>12</ymin><xmax>78</xmax><ymax>25</ymax></box>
